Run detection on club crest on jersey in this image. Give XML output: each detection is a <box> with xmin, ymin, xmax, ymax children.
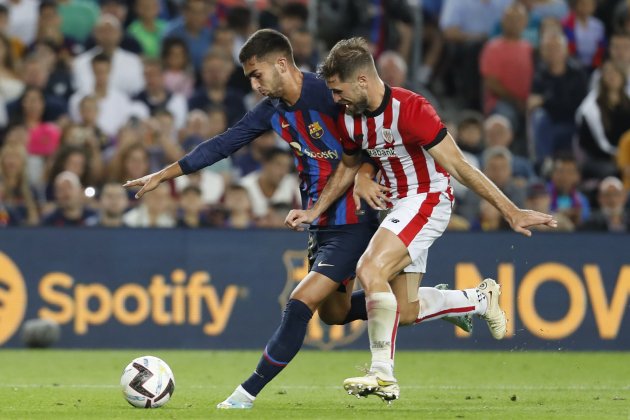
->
<box><xmin>281</xmin><ymin>250</ymin><xmax>366</xmax><ymax>350</ymax></box>
<box><xmin>308</xmin><ymin>121</ymin><xmax>324</xmax><ymax>139</ymax></box>
<box><xmin>382</xmin><ymin>128</ymin><xmax>394</xmax><ymax>144</ymax></box>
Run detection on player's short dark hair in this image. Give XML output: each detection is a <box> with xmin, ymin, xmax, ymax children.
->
<box><xmin>318</xmin><ymin>37</ymin><xmax>375</xmax><ymax>82</ymax></box>
<box><xmin>238</xmin><ymin>29</ymin><xmax>294</xmax><ymax>65</ymax></box>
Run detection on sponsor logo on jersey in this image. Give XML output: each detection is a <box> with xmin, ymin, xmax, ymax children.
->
<box><xmin>281</xmin><ymin>250</ymin><xmax>366</xmax><ymax>350</ymax></box>
<box><xmin>367</xmin><ymin>148</ymin><xmax>398</xmax><ymax>158</ymax></box>
<box><xmin>382</xmin><ymin>128</ymin><xmax>394</xmax><ymax>144</ymax></box>
<box><xmin>308</xmin><ymin>121</ymin><xmax>324</xmax><ymax>139</ymax></box>
<box><xmin>289</xmin><ymin>142</ymin><xmax>339</xmax><ymax>160</ymax></box>
<box><xmin>0</xmin><ymin>252</ymin><xmax>27</xmax><ymax>346</ymax></box>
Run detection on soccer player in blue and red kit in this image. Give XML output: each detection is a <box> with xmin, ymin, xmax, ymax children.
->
<box><xmin>125</xmin><ymin>29</ymin><xmax>486</xmax><ymax>409</ymax></box>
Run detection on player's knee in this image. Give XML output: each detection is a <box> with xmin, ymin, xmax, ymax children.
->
<box><xmin>288</xmin><ymin>290</ymin><xmax>318</xmax><ymax>312</ymax></box>
<box><xmin>318</xmin><ymin>308</ymin><xmax>346</xmax><ymax>325</ymax></box>
<box><xmin>398</xmin><ymin>305</ymin><xmax>418</xmax><ymax>326</ymax></box>
<box><xmin>356</xmin><ymin>258</ymin><xmax>387</xmax><ymax>290</ymax></box>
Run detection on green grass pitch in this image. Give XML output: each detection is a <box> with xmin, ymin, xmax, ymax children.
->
<box><xmin>0</xmin><ymin>350</ymin><xmax>628</xmax><ymax>419</ymax></box>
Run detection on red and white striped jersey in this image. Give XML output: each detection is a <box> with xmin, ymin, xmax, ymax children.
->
<box><xmin>338</xmin><ymin>85</ymin><xmax>451</xmax><ymax>204</ymax></box>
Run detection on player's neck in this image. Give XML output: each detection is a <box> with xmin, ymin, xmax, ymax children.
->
<box><xmin>366</xmin><ymin>78</ymin><xmax>386</xmax><ymax>113</ymax></box>
<box><xmin>281</xmin><ymin>68</ymin><xmax>304</xmax><ymax>106</ymax></box>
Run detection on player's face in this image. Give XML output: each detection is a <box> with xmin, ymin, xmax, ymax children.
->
<box><xmin>243</xmin><ymin>56</ymin><xmax>284</xmax><ymax>99</ymax></box>
<box><xmin>326</xmin><ymin>75</ymin><xmax>369</xmax><ymax>115</ymax></box>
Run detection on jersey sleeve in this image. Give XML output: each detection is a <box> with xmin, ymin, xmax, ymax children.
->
<box><xmin>399</xmin><ymin>94</ymin><xmax>447</xmax><ymax>150</ymax></box>
<box><xmin>336</xmin><ymin>112</ymin><xmax>361</xmax><ymax>155</ymax></box>
<box><xmin>178</xmin><ymin>100</ymin><xmax>275</xmax><ymax>174</ymax></box>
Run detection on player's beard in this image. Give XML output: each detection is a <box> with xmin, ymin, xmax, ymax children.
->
<box><xmin>343</xmin><ymin>91</ymin><xmax>369</xmax><ymax>115</ymax></box>
<box><xmin>265</xmin><ymin>70</ymin><xmax>284</xmax><ymax>99</ymax></box>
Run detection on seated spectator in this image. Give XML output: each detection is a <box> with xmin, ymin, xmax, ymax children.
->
<box><xmin>480</xmin><ymin>2</ymin><xmax>533</xmax><ymax>134</ymax></box>
<box><xmin>0</xmin><ymin>32</ymin><xmax>24</xmax><ymax>128</ymax></box>
<box><xmin>0</xmin><ymin>174</ymin><xmax>22</xmax><ymax>226</ymax></box>
<box><xmin>134</xmin><ymin>58</ymin><xmax>188</xmax><ymax>130</ymax></box>
<box><xmin>161</xmin><ymin>37</ymin><xmax>195</xmax><ymax>98</ymax></box>
<box><xmin>529</xmin><ymin>31</ymin><xmax>588</xmax><ymax>165</ymax></box>
<box><xmin>231</xmin><ymin>130</ymin><xmax>279</xmax><ymax>178</ymax></box>
<box><xmin>30</xmin><ymin>40</ymin><xmax>75</xmax><ymax>105</ymax></box>
<box><xmin>470</xmin><ymin>199</ymin><xmax>511</xmax><ymax>231</ymax></box>
<box><xmin>162</xmin><ymin>0</ymin><xmax>214</xmax><ymax>72</ymax></box>
<box><xmin>174</xmin><ymin>168</ymin><xmax>225</xmax><ymax>207</ymax></box>
<box><xmin>83</xmin><ymin>0</ymin><xmax>142</xmax><ymax>54</ymax></box>
<box><xmin>547</xmin><ymin>154</ymin><xmax>591</xmax><ymax>226</ymax></box>
<box><xmin>33</xmin><ymin>0</ymin><xmax>84</xmax><ymax>65</ymax></box>
<box><xmin>122</xmin><ymin>182</ymin><xmax>175</xmax><ymax>227</ymax></box>
<box><xmin>456</xmin><ymin>145</ymin><xmax>526</xmax><ymax>222</ymax></box>
<box><xmin>73</xmin><ymin>14</ymin><xmax>145</xmax><ymax>97</ymax></box>
<box><xmin>562</xmin><ymin>0</ymin><xmax>606</xmax><ymax>71</ymax></box>
<box><xmin>70</xmin><ymin>53</ymin><xmax>149</xmax><ymax>137</ymax></box>
<box><xmin>0</xmin><ymin>5</ymin><xmax>25</xmax><ymax>59</ymax></box>
<box><xmin>41</xmin><ymin>171</ymin><xmax>96</xmax><ymax>226</ymax></box>
<box><xmin>107</xmin><ymin>140</ymin><xmax>150</xmax><ymax>204</ymax></box>
<box><xmin>576</xmin><ymin>60</ymin><xmax>630</xmax><ymax>179</ymax></box>
<box><xmin>127</xmin><ymin>0</ymin><xmax>166</xmax><ymax>58</ymax></box>
<box><xmin>451</xmin><ymin>112</ymin><xmax>482</xmax><ymax>199</ymax></box>
<box><xmin>222</xmin><ymin>184</ymin><xmax>255</xmax><ymax>229</ymax></box>
<box><xmin>580</xmin><ymin>176</ymin><xmax>629</xmax><ymax>231</ymax></box>
<box><xmin>75</xmin><ymin>95</ymin><xmax>111</xmax><ymax>151</ymax></box>
<box><xmin>176</xmin><ymin>184</ymin><xmax>212</xmax><ymax>228</ymax></box>
<box><xmin>44</xmin><ymin>145</ymin><xmax>92</xmax><ymax>201</ymax></box>
<box><xmin>1</xmin><ymin>0</ymin><xmax>39</xmax><ymax>45</ymax></box>
<box><xmin>440</xmin><ymin>0</ymin><xmax>511</xmax><ymax>108</ymax></box>
<box><xmin>188</xmin><ymin>49</ymin><xmax>246</xmax><ymax>126</ymax></box>
<box><xmin>278</xmin><ymin>2</ymin><xmax>308</xmax><ymax>36</ymax></box>
<box><xmin>239</xmin><ymin>147</ymin><xmax>301</xmax><ymax>219</ymax></box>
<box><xmin>0</xmin><ymin>142</ymin><xmax>39</xmax><ymax>225</ymax></box>
<box><xmin>525</xmin><ymin>180</ymin><xmax>575</xmax><ymax>231</ymax></box>
<box><xmin>256</xmin><ymin>202</ymin><xmax>293</xmax><ymax>229</ymax></box>
<box><xmin>289</xmin><ymin>27</ymin><xmax>318</xmax><ymax>73</ymax></box>
<box><xmin>589</xmin><ymin>30</ymin><xmax>630</xmax><ymax>93</ymax></box>
<box><xmin>484</xmin><ymin>114</ymin><xmax>535</xmax><ymax>182</ymax></box>
<box><xmin>86</xmin><ymin>182</ymin><xmax>129</xmax><ymax>227</ymax></box>
<box><xmin>59</xmin><ymin>123</ymin><xmax>104</xmax><ymax>185</ymax></box>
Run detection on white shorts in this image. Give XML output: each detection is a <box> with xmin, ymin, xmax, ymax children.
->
<box><xmin>379</xmin><ymin>191</ymin><xmax>452</xmax><ymax>273</ymax></box>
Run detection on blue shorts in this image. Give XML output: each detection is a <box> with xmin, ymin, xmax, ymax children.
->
<box><xmin>307</xmin><ymin>222</ymin><xmax>378</xmax><ymax>291</ymax></box>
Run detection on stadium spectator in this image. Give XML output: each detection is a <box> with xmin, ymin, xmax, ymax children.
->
<box><xmin>277</xmin><ymin>2</ymin><xmax>308</xmax><ymax>36</ymax></box>
<box><xmin>0</xmin><ymin>32</ymin><xmax>24</xmax><ymax>128</ymax></box>
<box><xmin>176</xmin><ymin>184</ymin><xmax>213</xmax><ymax>227</ymax></box>
<box><xmin>239</xmin><ymin>147</ymin><xmax>300</xmax><ymax>219</ymax></box>
<box><xmin>134</xmin><ymin>58</ymin><xmax>188</xmax><ymax>130</ymax></box>
<box><xmin>57</xmin><ymin>0</ymin><xmax>100</xmax><ymax>43</ymax></box>
<box><xmin>484</xmin><ymin>114</ymin><xmax>535</xmax><ymax>182</ymax></box>
<box><xmin>44</xmin><ymin>145</ymin><xmax>92</xmax><ymax>201</ymax></box>
<box><xmin>161</xmin><ymin>37</ymin><xmax>195</xmax><ymax>98</ymax></box>
<box><xmin>547</xmin><ymin>154</ymin><xmax>591</xmax><ymax>226</ymax></box>
<box><xmin>41</xmin><ymin>170</ymin><xmax>96</xmax><ymax>226</ymax></box>
<box><xmin>163</xmin><ymin>0</ymin><xmax>215</xmax><ymax>72</ymax></box>
<box><xmin>73</xmin><ymin>14</ymin><xmax>145</xmax><ymax>97</ymax></box>
<box><xmin>34</xmin><ymin>0</ymin><xmax>84</xmax><ymax>62</ymax></box>
<box><xmin>231</xmin><ymin>131</ymin><xmax>279</xmax><ymax>178</ymax></box>
<box><xmin>15</xmin><ymin>87</ymin><xmax>62</xmax><ymax>162</ymax></box>
<box><xmin>70</xmin><ymin>53</ymin><xmax>149</xmax><ymax>137</ymax></box>
<box><xmin>589</xmin><ymin>30</ymin><xmax>630</xmax><ymax>93</ymax></box>
<box><xmin>480</xmin><ymin>2</ymin><xmax>533</xmax><ymax>134</ymax></box>
<box><xmin>612</xmin><ymin>0</ymin><xmax>630</xmax><ymax>34</ymax></box>
<box><xmin>470</xmin><ymin>199</ymin><xmax>511</xmax><ymax>232</ymax></box>
<box><xmin>258</xmin><ymin>0</ymin><xmax>285</xmax><ymax>30</ymax></box>
<box><xmin>86</xmin><ymin>182</ymin><xmax>130</xmax><ymax>227</ymax></box>
<box><xmin>222</xmin><ymin>184</ymin><xmax>255</xmax><ymax>229</ymax></box>
<box><xmin>74</xmin><ymin>95</ymin><xmax>111</xmax><ymax>152</ymax></box>
<box><xmin>226</xmin><ymin>6</ymin><xmax>257</xmax><ymax>61</ymax></box>
<box><xmin>524</xmin><ymin>180</ymin><xmax>575</xmax><ymax>231</ymax></box>
<box><xmin>108</xmin><ymin>140</ymin><xmax>150</xmax><ymax>204</ymax></box>
<box><xmin>0</xmin><ymin>0</ymin><xmax>39</xmax><ymax>45</ymax></box>
<box><xmin>451</xmin><ymin>113</ymin><xmax>482</xmax><ymax>199</ymax></box>
<box><xmin>440</xmin><ymin>0</ymin><xmax>511</xmax><ymax>108</ymax></box>
<box><xmin>617</xmin><ymin>130</ymin><xmax>630</xmax><ymax>190</ymax></box>
<box><xmin>0</xmin><ymin>174</ymin><xmax>21</xmax><ymax>226</ymax></box>
<box><xmin>562</xmin><ymin>0</ymin><xmax>606</xmax><ymax>71</ymax></box>
<box><xmin>128</xmin><ymin>0</ymin><xmax>167</xmax><ymax>58</ymax></box>
<box><xmin>576</xmin><ymin>60</ymin><xmax>630</xmax><ymax>179</ymax></box>
<box><xmin>60</xmin><ymin>123</ymin><xmax>104</xmax><ymax>184</ymax></box>
<box><xmin>188</xmin><ymin>49</ymin><xmax>246</xmax><ymax>126</ymax></box>
<box><xmin>0</xmin><ymin>142</ymin><xmax>39</xmax><ymax>225</ymax></box>
<box><xmin>84</xmin><ymin>0</ymin><xmax>142</xmax><ymax>54</ymax></box>
<box><xmin>289</xmin><ymin>27</ymin><xmax>317</xmax><ymax>73</ymax></box>
<box><xmin>528</xmin><ymin>30</ymin><xmax>588</xmax><ymax>165</ymax></box>
<box><xmin>174</xmin><ymin>168</ymin><xmax>225</xmax><ymax>206</ymax></box>
<box><xmin>456</xmin><ymin>146</ymin><xmax>527</xmax><ymax>223</ymax></box>
<box><xmin>123</xmin><ymin>182</ymin><xmax>175</xmax><ymax>227</ymax></box>
<box><xmin>581</xmin><ymin>176</ymin><xmax>629</xmax><ymax>231</ymax></box>
<box><xmin>0</xmin><ymin>4</ymin><xmax>25</xmax><ymax>58</ymax></box>
<box><xmin>30</xmin><ymin>40</ymin><xmax>75</xmax><ymax>105</ymax></box>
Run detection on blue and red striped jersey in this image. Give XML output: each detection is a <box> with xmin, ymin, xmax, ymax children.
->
<box><xmin>178</xmin><ymin>72</ymin><xmax>377</xmax><ymax>227</ymax></box>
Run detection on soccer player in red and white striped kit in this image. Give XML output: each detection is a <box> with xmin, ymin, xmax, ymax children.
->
<box><xmin>286</xmin><ymin>37</ymin><xmax>558</xmax><ymax>402</ymax></box>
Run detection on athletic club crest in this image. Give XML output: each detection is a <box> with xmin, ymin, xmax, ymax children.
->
<box><xmin>308</xmin><ymin>121</ymin><xmax>324</xmax><ymax>139</ymax></box>
<box><xmin>382</xmin><ymin>128</ymin><xmax>394</xmax><ymax>144</ymax></box>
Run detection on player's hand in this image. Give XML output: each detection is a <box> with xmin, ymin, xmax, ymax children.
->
<box><xmin>353</xmin><ymin>173</ymin><xmax>391</xmax><ymax>211</ymax></box>
<box><xmin>285</xmin><ymin>209</ymin><xmax>315</xmax><ymax>231</ymax></box>
<box><xmin>123</xmin><ymin>172</ymin><xmax>162</xmax><ymax>199</ymax></box>
<box><xmin>507</xmin><ymin>209</ymin><xmax>557</xmax><ymax>237</ymax></box>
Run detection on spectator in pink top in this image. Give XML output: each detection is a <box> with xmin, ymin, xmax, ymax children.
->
<box><xmin>480</xmin><ymin>2</ymin><xmax>533</xmax><ymax>136</ymax></box>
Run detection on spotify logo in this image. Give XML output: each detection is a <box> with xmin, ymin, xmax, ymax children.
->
<box><xmin>0</xmin><ymin>252</ymin><xmax>27</xmax><ymax>345</ymax></box>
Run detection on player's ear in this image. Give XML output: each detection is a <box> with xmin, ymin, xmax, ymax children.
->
<box><xmin>357</xmin><ymin>74</ymin><xmax>368</xmax><ymax>88</ymax></box>
<box><xmin>276</xmin><ymin>57</ymin><xmax>288</xmax><ymax>74</ymax></box>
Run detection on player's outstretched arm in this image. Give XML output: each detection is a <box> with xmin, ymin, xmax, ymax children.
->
<box><xmin>123</xmin><ymin>161</ymin><xmax>183</xmax><ymax>199</ymax></box>
<box><xmin>428</xmin><ymin>133</ymin><xmax>557</xmax><ymax>236</ymax></box>
<box><xmin>285</xmin><ymin>152</ymin><xmax>362</xmax><ymax>231</ymax></box>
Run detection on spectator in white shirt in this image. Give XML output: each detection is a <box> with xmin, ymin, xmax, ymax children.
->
<box><xmin>72</xmin><ymin>14</ymin><xmax>145</xmax><ymax>97</ymax></box>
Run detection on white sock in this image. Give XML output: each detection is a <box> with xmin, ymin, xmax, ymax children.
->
<box><xmin>234</xmin><ymin>385</ymin><xmax>255</xmax><ymax>402</ymax></box>
<box><xmin>366</xmin><ymin>292</ymin><xmax>398</xmax><ymax>379</ymax></box>
<box><xmin>416</xmin><ymin>287</ymin><xmax>484</xmax><ymax>323</ymax></box>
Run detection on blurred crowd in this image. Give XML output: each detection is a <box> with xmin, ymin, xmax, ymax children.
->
<box><xmin>0</xmin><ymin>0</ymin><xmax>628</xmax><ymax>233</ymax></box>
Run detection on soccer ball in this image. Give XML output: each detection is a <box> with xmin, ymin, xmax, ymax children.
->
<box><xmin>120</xmin><ymin>355</ymin><xmax>175</xmax><ymax>408</ymax></box>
